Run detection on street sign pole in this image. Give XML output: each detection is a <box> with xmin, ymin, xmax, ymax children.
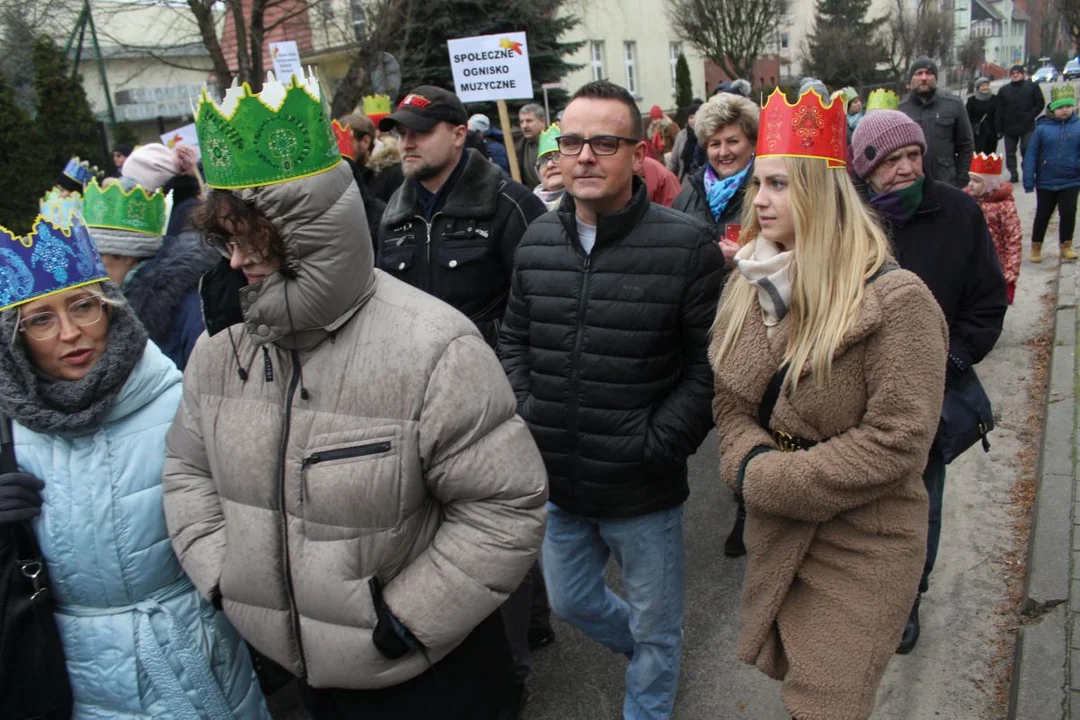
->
<box><xmin>540</xmin><ymin>81</ymin><xmax>568</xmax><ymax>125</ymax></box>
<box><xmin>542</xmin><ymin>86</ymin><xmax>550</xmax><ymax>127</ymax></box>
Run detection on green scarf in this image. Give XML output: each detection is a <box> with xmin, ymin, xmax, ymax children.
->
<box><xmin>869</xmin><ymin>177</ymin><xmax>925</xmax><ymax>226</ymax></box>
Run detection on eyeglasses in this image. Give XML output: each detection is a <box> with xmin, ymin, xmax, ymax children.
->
<box><xmin>208</xmin><ymin>235</ymin><xmax>269</xmax><ymax>265</ymax></box>
<box><xmin>536</xmin><ymin>154</ymin><xmax>559</xmax><ymax>170</ymax></box>
<box><xmin>18</xmin><ymin>296</ymin><xmax>104</xmax><ymax>341</ymax></box>
<box><xmin>556</xmin><ymin>134</ymin><xmax>640</xmax><ymax>156</ymax></box>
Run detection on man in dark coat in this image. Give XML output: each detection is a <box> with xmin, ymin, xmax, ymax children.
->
<box><xmin>853</xmin><ymin>110</ymin><xmax>1006</xmax><ymax>655</ymax></box>
<box><xmin>996</xmin><ymin>64</ymin><xmax>1047</xmax><ymax>182</ymax></box>
<box><xmin>900</xmin><ymin>56</ymin><xmax>975</xmax><ymax>187</ymax></box>
<box><xmin>499</xmin><ymin>79</ymin><xmax>724</xmax><ymax>719</ymax></box>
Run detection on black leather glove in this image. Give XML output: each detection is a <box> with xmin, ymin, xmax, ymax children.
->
<box><xmin>369</xmin><ymin>575</ymin><xmax>421</xmax><ymax>659</ymax></box>
<box><xmin>0</xmin><ymin>473</ymin><xmax>44</xmax><ymax>524</ymax></box>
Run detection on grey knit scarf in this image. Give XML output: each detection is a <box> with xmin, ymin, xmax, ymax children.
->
<box><xmin>0</xmin><ymin>282</ymin><xmax>149</xmax><ymax>434</ymax></box>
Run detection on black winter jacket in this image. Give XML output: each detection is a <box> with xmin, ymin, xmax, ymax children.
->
<box><xmin>875</xmin><ymin>178</ymin><xmax>1006</xmax><ymax>373</ymax></box>
<box><xmin>900</xmin><ymin>91</ymin><xmax>975</xmax><ymax>187</ymax></box>
<box><xmin>997</xmin><ymin>79</ymin><xmax>1046</xmax><ymax>137</ymax></box>
<box><xmin>498</xmin><ymin>178</ymin><xmax>726</xmax><ymax>518</ymax></box>
<box><xmin>966</xmin><ymin>94</ymin><xmax>999</xmax><ymax>141</ymax></box>
<box><xmin>378</xmin><ymin>149</ymin><xmax>546</xmax><ymax>347</ymax></box>
<box><xmin>672</xmin><ymin>164</ymin><xmax>752</xmax><ymax>237</ymax></box>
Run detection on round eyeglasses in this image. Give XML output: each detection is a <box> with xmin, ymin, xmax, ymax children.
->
<box><xmin>18</xmin><ymin>296</ymin><xmax>104</xmax><ymax>341</ymax></box>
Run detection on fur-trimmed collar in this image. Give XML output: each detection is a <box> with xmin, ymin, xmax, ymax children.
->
<box><xmin>381</xmin><ymin>149</ymin><xmax>504</xmax><ymax>226</ymax></box>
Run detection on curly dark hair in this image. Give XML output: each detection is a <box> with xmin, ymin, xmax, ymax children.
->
<box><xmin>191</xmin><ymin>190</ymin><xmax>286</xmax><ymax>262</ymax></box>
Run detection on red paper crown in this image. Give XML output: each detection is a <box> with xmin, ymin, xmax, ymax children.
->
<box><xmin>970</xmin><ymin>152</ymin><xmax>1003</xmax><ymax>176</ymax></box>
<box><xmin>757</xmin><ymin>88</ymin><xmax>847</xmax><ymax>168</ymax></box>
<box><xmin>332</xmin><ymin>119</ymin><xmax>355</xmax><ymax>160</ymax></box>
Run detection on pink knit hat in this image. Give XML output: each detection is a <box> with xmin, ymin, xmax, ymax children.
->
<box><xmin>121</xmin><ymin>143</ymin><xmax>192</xmax><ymax>190</ymax></box>
<box><xmin>851</xmin><ymin>110</ymin><xmax>926</xmax><ymax>180</ymax></box>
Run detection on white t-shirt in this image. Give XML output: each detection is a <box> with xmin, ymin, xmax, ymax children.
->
<box><xmin>577</xmin><ymin>217</ymin><xmax>597</xmax><ymax>255</ymax></box>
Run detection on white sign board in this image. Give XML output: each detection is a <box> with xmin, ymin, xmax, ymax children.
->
<box><xmin>161</xmin><ymin>123</ymin><xmax>199</xmax><ymax>152</ymax></box>
<box><xmin>447</xmin><ymin>32</ymin><xmax>533</xmax><ymax>103</ymax></box>
<box><xmin>270</xmin><ymin>41</ymin><xmax>303</xmax><ymax>84</ymax></box>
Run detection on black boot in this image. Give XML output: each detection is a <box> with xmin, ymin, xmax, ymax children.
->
<box><xmin>724</xmin><ymin>497</ymin><xmax>747</xmax><ymax>558</ymax></box>
<box><xmin>896</xmin><ymin>594</ymin><xmax>921</xmax><ymax>654</ymax></box>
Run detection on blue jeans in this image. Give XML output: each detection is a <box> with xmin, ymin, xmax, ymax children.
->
<box><xmin>542</xmin><ymin>503</ymin><xmax>685</xmax><ymax>720</ymax></box>
<box><xmin>920</xmin><ymin>444</ymin><xmax>946</xmax><ymax>594</ymax></box>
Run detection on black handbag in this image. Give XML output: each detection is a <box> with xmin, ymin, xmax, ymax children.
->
<box><xmin>0</xmin><ymin>415</ymin><xmax>73</xmax><ymax>720</ymax></box>
<box><xmin>937</xmin><ymin>367</ymin><xmax>994</xmax><ymax>465</ymax></box>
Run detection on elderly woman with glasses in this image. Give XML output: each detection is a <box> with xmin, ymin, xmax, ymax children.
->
<box><xmin>0</xmin><ymin>216</ymin><xmax>268</xmax><ymax>719</ymax></box>
<box><xmin>533</xmin><ymin>123</ymin><xmax>566</xmax><ymax>210</ymax></box>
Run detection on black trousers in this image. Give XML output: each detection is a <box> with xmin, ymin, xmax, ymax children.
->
<box><xmin>500</xmin><ymin>561</ymin><xmax>552</xmax><ymax>681</ymax></box>
<box><xmin>1003</xmin><ymin>132</ymin><xmax>1032</xmax><ymax>177</ymax></box>
<box><xmin>974</xmin><ymin>132</ymin><xmax>998</xmax><ymax>155</ymax></box>
<box><xmin>300</xmin><ymin>612</ymin><xmax>517</xmax><ymax>720</ymax></box>
<box><xmin>1032</xmin><ymin>187</ymin><xmax>1080</xmax><ymax>245</ymax></box>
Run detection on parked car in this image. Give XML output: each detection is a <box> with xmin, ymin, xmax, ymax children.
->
<box><xmin>1033</xmin><ymin>65</ymin><xmax>1058</xmax><ymax>83</ymax></box>
<box><xmin>1064</xmin><ymin>59</ymin><xmax>1080</xmax><ymax>81</ymax></box>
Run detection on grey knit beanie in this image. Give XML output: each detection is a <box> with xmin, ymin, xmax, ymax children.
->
<box><xmin>798</xmin><ymin>77</ymin><xmax>829</xmax><ymax>99</ymax></box>
<box><xmin>908</xmin><ymin>56</ymin><xmax>938</xmax><ymax>81</ymax></box>
<box><xmin>89</xmin><ymin>227</ymin><xmax>163</xmax><ymax>259</ymax></box>
<box><xmin>851</xmin><ymin>110</ymin><xmax>927</xmax><ymax>179</ymax></box>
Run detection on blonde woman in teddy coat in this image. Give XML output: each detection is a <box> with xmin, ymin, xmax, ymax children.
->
<box><xmin>709</xmin><ymin>107</ymin><xmax>948</xmax><ymax>717</ymax></box>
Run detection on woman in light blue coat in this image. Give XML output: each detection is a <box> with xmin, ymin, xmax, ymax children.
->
<box><xmin>0</xmin><ymin>215</ymin><xmax>268</xmax><ymax>719</ymax></box>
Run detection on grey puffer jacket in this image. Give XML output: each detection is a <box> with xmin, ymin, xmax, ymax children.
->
<box><xmin>163</xmin><ymin>162</ymin><xmax>547</xmax><ymax>690</ymax></box>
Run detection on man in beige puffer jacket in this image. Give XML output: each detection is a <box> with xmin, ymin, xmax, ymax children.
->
<box><xmin>162</xmin><ymin>153</ymin><xmax>547</xmax><ymax>718</ymax></box>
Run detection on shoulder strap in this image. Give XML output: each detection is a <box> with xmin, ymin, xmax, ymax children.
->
<box><xmin>757</xmin><ymin>264</ymin><xmax>898</xmax><ymax>429</ymax></box>
<box><xmin>758</xmin><ymin>364</ymin><xmax>789</xmax><ymax>429</ymax></box>
<box><xmin>0</xmin><ymin>414</ymin><xmax>16</xmax><ymax>474</ymax></box>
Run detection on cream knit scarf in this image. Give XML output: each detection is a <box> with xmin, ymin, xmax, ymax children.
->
<box><xmin>734</xmin><ymin>236</ymin><xmax>794</xmax><ymax>327</ymax></box>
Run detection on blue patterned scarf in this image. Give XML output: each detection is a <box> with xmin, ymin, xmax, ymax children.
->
<box><xmin>704</xmin><ymin>160</ymin><xmax>753</xmax><ymax>222</ymax></box>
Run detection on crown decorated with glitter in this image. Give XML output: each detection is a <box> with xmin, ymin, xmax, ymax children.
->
<box><xmin>0</xmin><ymin>213</ymin><xmax>108</xmax><ymax>312</ymax></box>
<box><xmin>537</xmin><ymin>123</ymin><xmax>560</xmax><ymax>160</ymax></box>
<box><xmin>757</xmin><ymin>88</ymin><xmax>847</xmax><ymax>168</ymax></box>
<box><xmin>866</xmin><ymin>89</ymin><xmax>900</xmax><ymax>112</ymax></box>
<box><xmin>1051</xmin><ymin>84</ymin><xmax>1077</xmax><ymax>108</ymax></box>
<box><xmin>970</xmin><ymin>153</ymin><xmax>1004</xmax><ymax>176</ymax></box>
<box><xmin>332</xmin><ymin>119</ymin><xmax>355</xmax><ymax>160</ymax></box>
<box><xmin>62</xmin><ymin>157</ymin><xmax>101</xmax><ymax>187</ymax></box>
<box><xmin>39</xmin><ymin>188</ymin><xmax>83</xmax><ymax>229</ymax></box>
<box><xmin>194</xmin><ymin>70</ymin><xmax>342</xmax><ymax>189</ymax></box>
<box><xmin>363</xmin><ymin>95</ymin><xmax>392</xmax><ymax>124</ymax></box>
<box><xmin>82</xmin><ymin>179</ymin><xmax>171</xmax><ymax>236</ymax></box>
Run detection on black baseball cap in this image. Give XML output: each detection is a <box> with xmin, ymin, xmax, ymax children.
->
<box><xmin>378</xmin><ymin>86</ymin><xmax>468</xmax><ymax>133</ymax></box>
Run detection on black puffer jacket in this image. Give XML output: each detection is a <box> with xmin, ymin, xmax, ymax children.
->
<box><xmin>498</xmin><ymin>178</ymin><xmax>725</xmax><ymax>518</ymax></box>
<box><xmin>672</xmin><ymin>163</ymin><xmax>752</xmax><ymax>237</ymax></box>
<box><xmin>997</xmin><ymin>79</ymin><xmax>1046</xmax><ymax>137</ymax></box>
<box><xmin>378</xmin><ymin>149</ymin><xmax>545</xmax><ymax>347</ymax></box>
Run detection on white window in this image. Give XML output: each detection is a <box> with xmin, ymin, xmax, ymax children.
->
<box><xmin>781</xmin><ymin>32</ymin><xmax>790</xmax><ymax>50</ymax></box>
<box><xmin>590</xmin><ymin>41</ymin><xmax>606</xmax><ymax>82</ymax></box>
<box><xmin>669</xmin><ymin>42</ymin><xmax>682</xmax><ymax>94</ymax></box>
<box><xmin>624</xmin><ymin>41</ymin><xmax>638</xmax><ymax>96</ymax></box>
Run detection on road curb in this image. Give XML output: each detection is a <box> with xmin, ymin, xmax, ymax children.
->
<box><xmin>1010</xmin><ymin>260</ymin><xmax>1075</xmax><ymax>720</ymax></box>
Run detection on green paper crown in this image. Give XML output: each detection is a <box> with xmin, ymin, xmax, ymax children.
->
<box><xmin>82</xmin><ymin>179</ymin><xmax>170</xmax><ymax>236</ymax></box>
<box><xmin>537</xmin><ymin>123</ymin><xmax>560</xmax><ymax>160</ymax></box>
<box><xmin>195</xmin><ymin>70</ymin><xmax>342</xmax><ymax>189</ymax></box>
<box><xmin>1050</xmin><ymin>84</ymin><xmax>1077</xmax><ymax>110</ymax></box>
<box><xmin>866</xmin><ymin>89</ymin><xmax>900</xmax><ymax>112</ymax></box>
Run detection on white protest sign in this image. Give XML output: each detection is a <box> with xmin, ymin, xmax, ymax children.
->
<box><xmin>270</xmin><ymin>41</ymin><xmax>303</xmax><ymax>84</ymax></box>
<box><xmin>447</xmin><ymin>32</ymin><xmax>534</xmax><ymax>103</ymax></box>
<box><xmin>161</xmin><ymin>123</ymin><xmax>200</xmax><ymax>154</ymax></box>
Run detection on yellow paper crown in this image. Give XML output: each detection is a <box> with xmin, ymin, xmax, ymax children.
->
<box><xmin>363</xmin><ymin>95</ymin><xmax>392</xmax><ymax>118</ymax></box>
<box><xmin>866</xmin><ymin>89</ymin><xmax>900</xmax><ymax>112</ymax></box>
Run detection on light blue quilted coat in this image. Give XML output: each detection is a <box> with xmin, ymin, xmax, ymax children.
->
<box><xmin>14</xmin><ymin>342</ymin><xmax>269</xmax><ymax>719</ymax></box>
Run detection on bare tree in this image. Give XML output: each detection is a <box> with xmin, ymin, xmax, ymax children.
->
<box><xmin>956</xmin><ymin>34</ymin><xmax>985</xmax><ymax>87</ymax></box>
<box><xmin>879</xmin><ymin>0</ymin><xmax>955</xmax><ymax>80</ymax></box>
<box><xmin>666</xmin><ymin>0</ymin><xmax>788</xmax><ymax>81</ymax></box>
<box><xmin>1059</xmin><ymin>0</ymin><xmax>1080</xmax><ymax>52</ymax></box>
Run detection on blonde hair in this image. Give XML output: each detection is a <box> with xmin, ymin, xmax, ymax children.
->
<box><xmin>712</xmin><ymin>157</ymin><xmax>891</xmax><ymax>390</ymax></box>
<box><xmin>695</xmin><ymin>93</ymin><xmax>760</xmax><ymax>147</ymax></box>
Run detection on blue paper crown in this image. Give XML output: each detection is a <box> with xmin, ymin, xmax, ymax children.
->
<box><xmin>0</xmin><ymin>213</ymin><xmax>108</xmax><ymax>312</ymax></box>
<box><xmin>39</xmin><ymin>188</ymin><xmax>84</xmax><ymax>229</ymax></box>
<box><xmin>62</xmin><ymin>157</ymin><xmax>97</xmax><ymax>187</ymax></box>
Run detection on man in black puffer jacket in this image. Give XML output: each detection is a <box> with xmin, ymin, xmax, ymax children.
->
<box><xmin>377</xmin><ymin>86</ymin><xmax>545</xmax><ymax>349</ymax></box>
<box><xmin>499</xmin><ymin>80</ymin><xmax>724</xmax><ymax>720</ymax></box>
<box><xmin>997</xmin><ymin>64</ymin><xmax>1047</xmax><ymax>182</ymax></box>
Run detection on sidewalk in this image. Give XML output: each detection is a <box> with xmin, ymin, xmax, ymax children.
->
<box><xmin>1009</xmin><ymin>257</ymin><xmax>1076</xmax><ymax>720</ymax></box>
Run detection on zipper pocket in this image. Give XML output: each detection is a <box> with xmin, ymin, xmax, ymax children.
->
<box><xmin>301</xmin><ymin>441</ymin><xmax>392</xmax><ymax>470</ymax></box>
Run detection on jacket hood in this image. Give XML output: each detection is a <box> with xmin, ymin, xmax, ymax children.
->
<box><xmin>368</xmin><ymin>136</ymin><xmax>401</xmax><ymax>173</ymax></box>
<box><xmin>237</xmin><ymin>162</ymin><xmax>376</xmax><ymax>350</ymax></box>
<box><xmin>125</xmin><ymin>231</ymin><xmax>219</xmax><ymax>343</ymax></box>
<box><xmin>382</xmin><ymin>149</ymin><xmax>503</xmax><ymax>226</ymax></box>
